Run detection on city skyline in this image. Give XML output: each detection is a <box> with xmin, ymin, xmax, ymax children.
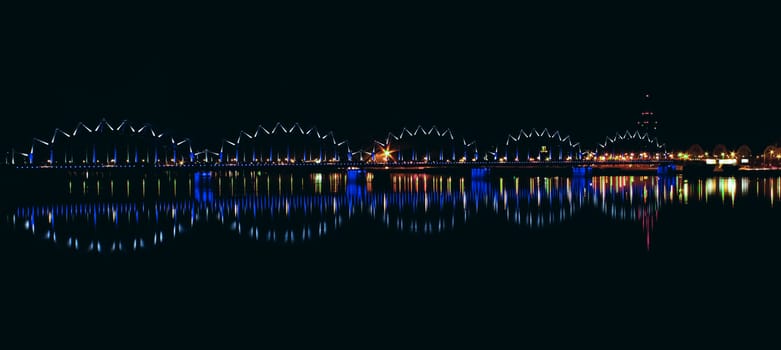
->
<box><xmin>3</xmin><ymin>5</ymin><xmax>780</xmax><ymax>152</ymax></box>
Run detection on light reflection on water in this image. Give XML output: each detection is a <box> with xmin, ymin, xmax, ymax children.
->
<box><xmin>6</xmin><ymin>170</ymin><xmax>781</xmax><ymax>254</ymax></box>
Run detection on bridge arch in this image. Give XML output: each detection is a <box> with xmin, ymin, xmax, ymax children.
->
<box><xmin>367</xmin><ymin>126</ymin><xmax>478</xmax><ymax>163</ymax></box>
<box><xmin>596</xmin><ymin>130</ymin><xmax>668</xmax><ymax>160</ymax></box>
<box><xmin>736</xmin><ymin>144</ymin><xmax>752</xmax><ymax>158</ymax></box>
<box><xmin>487</xmin><ymin>128</ymin><xmax>582</xmax><ymax>162</ymax></box>
<box><xmin>21</xmin><ymin>119</ymin><xmax>194</xmax><ymax>166</ymax></box>
<box><xmin>712</xmin><ymin>144</ymin><xmax>728</xmax><ymax>158</ymax></box>
<box><xmin>685</xmin><ymin>144</ymin><xmax>706</xmax><ymax>158</ymax></box>
<box><xmin>217</xmin><ymin>122</ymin><xmax>352</xmax><ymax>164</ymax></box>
<box><xmin>763</xmin><ymin>145</ymin><xmax>777</xmax><ymax>156</ymax></box>
<box><xmin>762</xmin><ymin>145</ymin><xmax>779</xmax><ymax>165</ymax></box>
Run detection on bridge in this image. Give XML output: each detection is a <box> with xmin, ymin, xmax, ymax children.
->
<box><xmin>5</xmin><ymin>119</ymin><xmax>676</xmax><ymax>172</ymax></box>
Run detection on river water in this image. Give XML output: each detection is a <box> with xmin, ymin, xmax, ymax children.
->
<box><xmin>2</xmin><ymin>170</ymin><xmax>779</xmax><ymax>335</ymax></box>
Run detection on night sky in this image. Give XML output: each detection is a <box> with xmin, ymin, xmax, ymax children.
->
<box><xmin>3</xmin><ymin>4</ymin><xmax>780</xmax><ymax>152</ymax></box>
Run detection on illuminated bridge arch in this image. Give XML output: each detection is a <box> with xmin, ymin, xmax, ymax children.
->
<box><xmin>488</xmin><ymin>128</ymin><xmax>582</xmax><ymax>162</ymax></box>
<box><xmin>218</xmin><ymin>122</ymin><xmax>352</xmax><ymax>164</ymax></box>
<box><xmin>736</xmin><ymin>145</ymin><xmax>752</xmax><ymax>158</ymax></box>
<box><xmin>20</xmin><ymin>119</ymin><xmax>194</xmax><ymax>166</ymax></box>
<box><xmin>596</xmin><ymin>130</ymin><xmax>668</xmax><ymax>160</ymax></box>
<box><xmin>712</xmin><ymin>144</ymin><xmax>728</xmax><ymax>158</ymax></box>
<box><xmin>685</xmin><ymin>144</ymin><xmax>706</xmax><ymax>158</ymax></box>
<box><xmin>763</xmin><ymin>145</ymin><xmax>777</xmax><ymax>158</ymax></box>
<box><xmin>369</xmin><ymin>126</ymin><xmax>478</xmax><ymax>163</ymax></box>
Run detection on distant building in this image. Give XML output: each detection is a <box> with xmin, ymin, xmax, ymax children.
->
<box><xmin>637</xmin><ymin>92</ymin><xmax>658</xmax><ymax>135</ymax></box>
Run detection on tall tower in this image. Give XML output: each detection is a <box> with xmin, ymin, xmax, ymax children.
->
<box><xmin>637</xmin><ymin>92</ymin><xmax>658</xmax><ymax>135</ymax></box>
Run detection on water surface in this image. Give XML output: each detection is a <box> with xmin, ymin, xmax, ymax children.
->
<box><xmin>3</xmin><ymin>171</ymin><xmax>780</xmax><ymax>318</ymax></box>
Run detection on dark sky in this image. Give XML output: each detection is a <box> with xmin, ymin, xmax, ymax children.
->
<box><xmin>3</xmin><ymin>4</ymin><xmax>780</xmax><ymax>152</ymax></box>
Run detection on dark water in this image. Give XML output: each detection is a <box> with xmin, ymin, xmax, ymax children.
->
<box><xmin>2</xmin><ymin>170</ymin><xmax>780</xmax><ymax>337</ymax></box>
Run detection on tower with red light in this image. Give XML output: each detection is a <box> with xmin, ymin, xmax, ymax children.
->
<box><xmin>637</xmin><ymin>92</ymin><xmax>658</xmax><ymax>134</ymax></box>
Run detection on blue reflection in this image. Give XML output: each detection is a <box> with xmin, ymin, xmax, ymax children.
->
<box><xmin>10</xmin><ymin>171</ymin><xmax>778</xmax><ymax>254</ymax></box>
<box><xmin>471</xmin><ymin>167</ymin><xmax>489</xmax><ymax>178</ymax></box>
<box><xmin>573</xmin><ymin>166</ymin><xmax>592</xmax><ymax>176</ymax></box>
<box><xmin>194</xmin><ymin>171</ymin><xmax>214</xmax><ymax>203</ymax></box>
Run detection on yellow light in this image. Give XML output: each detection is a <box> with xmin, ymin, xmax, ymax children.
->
<box><xmin>383</xmin><ymin>150</ymin><xmax>391</xmax><ymax>157</ymax></box>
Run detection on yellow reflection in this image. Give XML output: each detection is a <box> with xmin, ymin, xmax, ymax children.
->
<box><xmin>313</xmin><ymin>173</ymin><xmax>322</xmax><ymax>194</ymax></box>
<box><xmin>727</xmin><ymin>178</ymin><xmax>736</xmax><ymax>207</ymax></box>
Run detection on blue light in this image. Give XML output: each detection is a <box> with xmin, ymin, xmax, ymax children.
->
<box><xmin>471</xmin><ymin>167</ymin><xmax>489</xmax><ymax>179</ymax></box>
<box><xmin>572</xmin><ymin>166</ymin><xmax>592</xmax><ymax>177</ymax></box>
